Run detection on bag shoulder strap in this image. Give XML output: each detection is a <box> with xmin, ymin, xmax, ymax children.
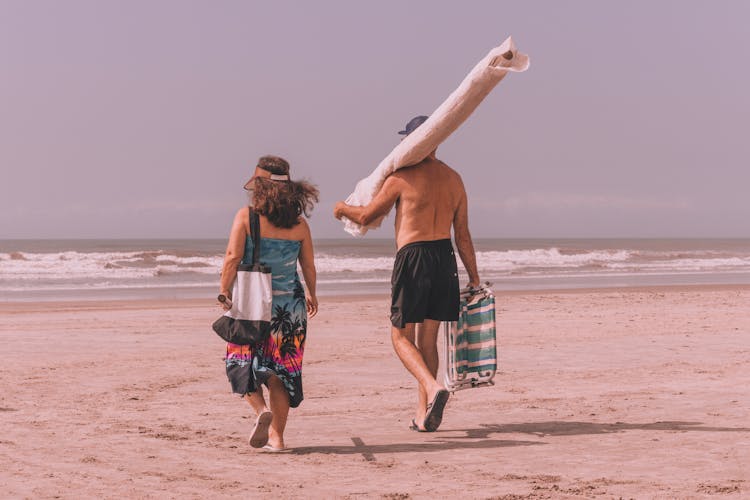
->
<box><xmin>248</xmin><ymin>206</ymin><xmax>261</xmax><ymax>265</ymax></box>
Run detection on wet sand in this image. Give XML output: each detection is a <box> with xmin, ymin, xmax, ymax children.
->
<box><xmin>1</xmin><ymin>285</ymin><xmax>748</xmax><ymax>498</ymax></box>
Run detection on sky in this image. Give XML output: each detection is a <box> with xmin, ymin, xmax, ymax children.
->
<box><xmin>1</xmin><ymin>0</ymin><xmax>748</xmax><ymax>239</ymax></box>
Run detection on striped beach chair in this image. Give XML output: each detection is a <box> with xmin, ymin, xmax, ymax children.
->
<box><xmin>442</xmin><ymin>284</ymin><xmax>497</xmax><ymax>392</ymax></box>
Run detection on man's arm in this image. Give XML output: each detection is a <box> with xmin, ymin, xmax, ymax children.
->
<box><xmin>334</xmin><ymin>175</ymin><xmax>402</xmax><ymax>226</ymax></box>
<box><xmin>453</xmin><ymin>188</ymin><xmax>480</xmax><ymax>287</ymax></box>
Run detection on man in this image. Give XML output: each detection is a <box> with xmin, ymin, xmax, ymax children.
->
<box><xmin>334</xmin><ymin>115</ymin><xmax>480</xmax><ymax>432</ymax></box>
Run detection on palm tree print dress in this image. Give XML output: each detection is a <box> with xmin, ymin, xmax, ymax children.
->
<box><xmin>224</xmin><ymin>236</ymin><xmax>307</xmax><ymax>408</ymax></box>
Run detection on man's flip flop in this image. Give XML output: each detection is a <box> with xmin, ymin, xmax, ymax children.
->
<box><xmin>249</xmin><ymin>410</ymin><xmax>273</xmax><ymax>448</ymax></box>
<box><xmin>423</xmin><ymin>389</ymin><xmax>450</xmax><ymax>432</ymax></box>
<box><xmin>409</xmin><ymin>419</ymin><xmax>427</xmax><ymax>432</ymax></box>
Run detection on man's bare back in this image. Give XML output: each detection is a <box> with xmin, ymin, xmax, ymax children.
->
<box><xmin>333</xmin><ymin>151</ymin><xmax>478</xmax><ymax>286</ymax></box>
<box><xmin>390</xmin><ymin>157</ymin><xmax>464</xmax><ymax>249</ymax></box>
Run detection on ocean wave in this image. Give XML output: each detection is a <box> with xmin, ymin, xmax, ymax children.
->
<box><xmin>474</xmin><ymin>248</ymin><xmax>632</xmax><ymax>271</ymax></box>
<box><xmin>314</xmin><ymin>255</ymin><xmax>395</xmax><ymax>273</ymax></box>
<box><xmin>2</xmin><ymin>246</ymin><xmax>750</xmax><ymax>290</ymax></box>
<box><xmin>312</xmin><ymin>248</ymin><xmax>634</xmax><ymax>274</ymax></box>
<box><xmin>0</xmin><ymin>281</ymin><xmax>216</xmax><ymax>292</ymax></box>
<box><xmin>608</xmin><ymin>256</ymin><xmax>750</xmax><ymax>272</ymax></box>
<box><xmin>0</xmin><ymin>250</ymin><xmax>223</xmax><ymax>281</ymax></box>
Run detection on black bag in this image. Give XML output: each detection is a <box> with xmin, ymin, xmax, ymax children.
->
<box><xmin>212</xmin><ymin>208</ymin><xmax>273</xmax><ymax>345</ymax></box>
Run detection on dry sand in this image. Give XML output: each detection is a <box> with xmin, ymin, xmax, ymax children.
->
<box><xmin>1</xmin><ymin>286</ymin><xmax>748</xmax><ymax>499</ymax></box>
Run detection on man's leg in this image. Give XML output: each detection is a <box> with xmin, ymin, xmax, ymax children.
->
<box><xmin>415</xmin><ymin>319</ymin><xmax>441</xmax><ymax>421</ymax></box>
<box><xmin>391</xmin><ymin>322</ymin><xmax>445</xmax><ymax>426</ymax></box>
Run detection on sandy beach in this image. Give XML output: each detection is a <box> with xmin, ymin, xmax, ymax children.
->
<box><xmin>1</xmin><ymin>285</ymin><xmax>748</xmax><ymax>499</ymax></box>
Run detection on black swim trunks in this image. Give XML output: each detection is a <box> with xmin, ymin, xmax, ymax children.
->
<box><xmin>390</xmin><ymin>239</ymin><xmax>460</xmax><ymax>328</ymax></box>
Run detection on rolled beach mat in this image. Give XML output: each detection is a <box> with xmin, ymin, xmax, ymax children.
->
<box><xmin>343</xmin><ymin>36</ymin><xmax>530</xmax><ymax>236</ymax></box>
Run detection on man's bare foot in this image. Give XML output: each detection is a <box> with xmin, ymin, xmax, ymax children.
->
<box><xmin>409</xmin><ymin>418</ymin><xmax>428</xmax><ymax>432</ymax></box>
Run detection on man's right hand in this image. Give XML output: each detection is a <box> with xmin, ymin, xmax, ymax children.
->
<box><xmin>333</xmin><ymin>201</ymin><xmax>347</xmax><ymax>220</ymax></box>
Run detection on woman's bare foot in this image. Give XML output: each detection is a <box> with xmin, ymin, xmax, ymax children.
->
<box><xmin>267</xmin><ymin>429</ymin><xmax>285</xmax><ymax>450</ymax></box>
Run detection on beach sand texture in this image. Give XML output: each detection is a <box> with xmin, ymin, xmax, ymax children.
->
<box><xmin>1</xmin><ymin>286</ymin><xmax>748</xmax><ymax>498</ymax></box>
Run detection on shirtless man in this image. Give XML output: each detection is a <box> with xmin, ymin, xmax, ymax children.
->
<box><xmin>334</xmin><ymin>115</ymin><xmax>480</xmax><ymax>432</ymax></box>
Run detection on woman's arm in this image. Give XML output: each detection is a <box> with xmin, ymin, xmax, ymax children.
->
<box><xmin>297</xmin><ymin>218</ymin><xmax>318</xmax><ymax>318</ymax></box>
<box><xmin>218</xmin><ymin>208</ymin><xmax>248</xmax><ymax>307</ymax></box>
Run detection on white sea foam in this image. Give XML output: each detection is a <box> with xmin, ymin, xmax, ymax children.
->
<box><xmin>314</xmin><ymin>255</ymin><xmax>395</xmax><ymax>273</ymax></box>
<box><xmin>313</xmin><ymin>248</ymin><xmax>634</xmax><ymax>274</ymax></box>
<box><xmin>2</xmin><ymin>243</ymin><xmax>750</xmax><ymax>295</ymax></box>
<box><xmin>0</xmin><ymin>251</ymin><xmax>223</xmax><ymax>281</ymax></box>
<box><xmin>608</xmin><ymin>256</ymin><xmax>750</xmax><ymax>272</ymax></box>
<box><xmin>3</xmin><ymin>247</ymin><xmax>750</xmax><ymax>282</ymax></box>
<box><xmin>473</xmin><ymin>248</ymin><xmax>632</xmax><ymax>271</ymax></box>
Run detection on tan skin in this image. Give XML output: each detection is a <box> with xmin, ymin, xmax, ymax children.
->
<box><xmin>219</xmin><ymin>166</ymin><xmax>318</xmax><ymax>449</ymax></box>
<box><xmin>334</xmin><ymin>151</ymin><xmax>480</xmax><ymax>430</ymax></box>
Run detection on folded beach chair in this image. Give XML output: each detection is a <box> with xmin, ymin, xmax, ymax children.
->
<box><xmin>442</xmin><ymin>284</ymin><xmax>497</xmax><ymax>392</ymax></box>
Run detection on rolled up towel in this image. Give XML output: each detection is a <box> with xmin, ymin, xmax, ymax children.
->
<box><xmin>342</xmin><ymin>36</ymin><xmax>530</xmax><ymax>236</ymax></box>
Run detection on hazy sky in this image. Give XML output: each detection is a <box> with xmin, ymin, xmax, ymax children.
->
<box><xmin>1</xmin><ymin>0</ymin><xmax>748</xmax><ymax>239</ymax></box>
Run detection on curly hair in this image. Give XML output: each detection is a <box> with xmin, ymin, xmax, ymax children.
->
<box><xmin>251</xmin><ymin>177</ymin><xmax>319</xmax><ymax>228</ymax></box>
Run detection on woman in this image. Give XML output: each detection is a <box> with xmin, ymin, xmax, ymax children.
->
<box><xmin>219</xmin><ymin>155</ymin><xmax>319</xmax><ymax>452</ymax></box>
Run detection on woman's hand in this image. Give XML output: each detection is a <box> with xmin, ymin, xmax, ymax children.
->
<box><xmin>306</xmin><ymin>295</ymin><xmax>318</xmax><ymax>318</ymax></box>
<box><xmin>218</xmin><ymin>291</ymin><xmax>232</xmax><ymax>311</ymax></box>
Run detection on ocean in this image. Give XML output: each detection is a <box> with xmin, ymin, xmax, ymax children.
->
<box><xmin>1</xmin><ymin>238</ymin><xmax>750</xmax><ymax>302</ymax></box>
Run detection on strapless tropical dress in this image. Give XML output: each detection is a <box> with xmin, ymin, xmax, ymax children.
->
<box><xmin>224</xmin><ymin>236</ymin><xmax>307</xmax><ymax>408</ymax></box>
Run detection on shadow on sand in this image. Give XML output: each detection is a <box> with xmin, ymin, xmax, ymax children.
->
<box><xmin>453</xmin><ymin>420</ymin><xmax>750</xmax><ymax>439</ymax></box>
<box><xmin>291</xmin><ymin>436</ymin><xmax>541</xmax><ymax>459</ymax></box>
<box><xmin>290</xmin><ymin>420</ymin><xmax>750</xmax><ymax>461</ymax></box>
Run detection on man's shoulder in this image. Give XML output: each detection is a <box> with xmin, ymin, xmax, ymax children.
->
<box><xmin>393</xmin><ymin>158</ymin><xmax>460</xmax><ymax>178</ymax></box>
<box><xmin>428</xmin><ymin>160</ymin><xmax>463</xmax><ymax>186</ymax></box>
<box><xmin>436</xmin><ymin>160</ymin><xmax>461</xmax><ymax>178</ymax></box>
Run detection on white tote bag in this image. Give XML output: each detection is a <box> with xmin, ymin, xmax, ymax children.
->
<box><xmin>212</xmin><ymin>208</ymin><xmax>273</xmax><ymax>345</ymax></box>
